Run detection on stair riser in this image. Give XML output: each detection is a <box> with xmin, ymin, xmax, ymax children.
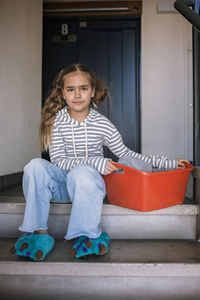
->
<box><xmin>0</xmin><ymin>213</ymin><xmax>196</xmax><ymax>239</ymax></box>
<box><xmin>1</xmin><ymin>275</ymin><xmax>200</xmax><ymax>300</ymax></box>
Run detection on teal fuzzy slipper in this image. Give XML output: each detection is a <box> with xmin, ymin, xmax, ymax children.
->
<box><xmin>71</xmin><ymin>232</ymin><xmax>111</xmax><ymax>258</ymax></box>
<box><xmin>10</xmin><ymin>232</ymin><xmax>55</xmax><ymax>261</ymax></box>
<box><xmin>72</xmin><ymin>235</ymin><xmax>88</xmax><ymax>251</ymax></box>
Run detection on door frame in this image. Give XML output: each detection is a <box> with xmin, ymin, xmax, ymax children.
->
<box><xmin>43</xmin><ymin>1</ymin><xmax>142</xmax><ymax>18</ymax></box>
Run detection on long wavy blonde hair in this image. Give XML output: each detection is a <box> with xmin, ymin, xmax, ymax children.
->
<box><xmin>40</xmin><ymin>63</ymin><xmax>109</xmax><ymax>151</ymax></box>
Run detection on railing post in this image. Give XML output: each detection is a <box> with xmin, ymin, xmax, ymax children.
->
<box><xmin>193</xmin><ymin>167</ymin><xmax>200</xmax><ymax>203</ymax></box>
<box><xmin>193</xmin><ymin>28</ymin><xmax>200</xmax><ymax>168</ymax></box>
<box><xmin>193</xmin><ymin>167</ymin><xmax>200</xmax><ymax>239</ymax></box>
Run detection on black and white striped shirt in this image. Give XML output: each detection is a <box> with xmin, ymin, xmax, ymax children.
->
<box><xmin>50</xmin><ymin>107</ymin><xmax>177</xmax><ymax>175</ymax></box>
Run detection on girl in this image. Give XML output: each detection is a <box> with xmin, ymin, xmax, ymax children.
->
<box><xmin>10</xmin><ymin>63</ymin><xmax>189</xmax><ymax>261</ymax></box>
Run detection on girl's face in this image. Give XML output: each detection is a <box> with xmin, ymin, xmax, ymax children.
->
<box><xmin>62</xmin><ymin>71</ymin><xmax>95</xmax><ymax>117</ymax></box>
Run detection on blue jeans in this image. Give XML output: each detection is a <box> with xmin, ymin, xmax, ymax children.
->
<box><xmin>19</xmin><ymin>158</ymin><xmax>106</xmax><ymax>240</ymax></box>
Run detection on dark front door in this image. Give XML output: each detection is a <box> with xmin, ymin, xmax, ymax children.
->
<box><xmin>43</xmin><ymin>17</ymin><xmax>141</xmax><ymax>160</ymax></box>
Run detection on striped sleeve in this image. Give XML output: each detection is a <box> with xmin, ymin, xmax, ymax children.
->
<box><xmin>49</xmin><ymin>125</ymin><xmax>110</xmax><ymax>175</ymax></box>
<box><xmin>106</xmin><ymin>127</ymin><xmax>178</xmax><ymax>170</ymax></box>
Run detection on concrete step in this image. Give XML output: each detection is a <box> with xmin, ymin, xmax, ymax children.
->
<box><xmin>0</xmin><ymin>192</ymin><xmax>198</xmax><ymax>239</ymax></box>
<box><xmin>1</xmin><ymin>238</ymin><xmax>200</xmax><ymax>299</ymax></box>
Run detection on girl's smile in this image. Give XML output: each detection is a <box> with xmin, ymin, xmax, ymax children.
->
<box><xmin>62</xmin><ymin>71</ymin><xmax>95</xmax><ymax>121</ymax></box>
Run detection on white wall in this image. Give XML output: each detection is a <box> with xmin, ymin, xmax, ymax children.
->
<box><xmin>0</xmin><ymin>0</ymin><xmax>43</xmax><ymax>175</ymax></box>
<box><xmin>141</xmin><ymin>0</ymin><xmax>193</xmax><ymax>160</ymax></box>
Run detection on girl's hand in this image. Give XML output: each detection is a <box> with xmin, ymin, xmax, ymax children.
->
<box><xmin>177</xmin><ymin>158</ymin><xmax>190</xmax><ymax>169</ymax></box>
<box><xmin>105</xmin><ymin>160</ymin><xmax>119</xmax><ymax>175</ymax></box>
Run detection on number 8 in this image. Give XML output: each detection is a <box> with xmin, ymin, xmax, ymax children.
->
<box><xmin>61</xmin><ymin>24</ymin><xmax>68</xmax><ymax>36</ymax></box>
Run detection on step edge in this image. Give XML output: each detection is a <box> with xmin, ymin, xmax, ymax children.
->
<box><xmin>1</xmin><ymin>261</ymin><xmax>200</xmax><ymax>277</ymax></box>
<box><xmin>0</xmin><ymin>203</ymin><xmax>198</xmax><ymax>216</ymax></box>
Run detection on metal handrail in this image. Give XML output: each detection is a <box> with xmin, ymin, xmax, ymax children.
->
<box><xmin>174</xmin><ymin>0</ymin><xmax>200</xmax><ymax>32</ymax></box>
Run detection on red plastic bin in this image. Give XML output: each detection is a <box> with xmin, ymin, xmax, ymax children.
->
<box><xmin>103</xmin><ymin>162</ymin><xmax>193</xmax><ymax>212</ymax></box>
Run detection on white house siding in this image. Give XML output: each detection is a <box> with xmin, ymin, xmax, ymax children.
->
<box><xmin>0</xmin><ymin>0</ymin><xmax>42</xmax><ymax>175</ymax></box>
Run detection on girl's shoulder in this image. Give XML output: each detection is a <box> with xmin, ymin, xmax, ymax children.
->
<box><xmin>54</xmin><ymin>107</ymin><xmax>68</xmax><ymax>125</ymax></box>
<box><xmin>90</xmin><ymin>109</ymin><xmax>114</xmax><ymax>125</ymax></box>
<box><xmin>89</xmin><ymin>109</ymin><xmax>116</xmax><ymax>131</ymax></box>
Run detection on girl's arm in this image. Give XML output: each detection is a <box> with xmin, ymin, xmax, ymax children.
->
<box><xmin>106</xmin><ymin>127</ymin><xmax>179</xmax><ymax>170</ymax></box>
<box><xmin>50</xmin><ymin>125</ymin><xmax>110</xmax><ymax>175</ymax></box>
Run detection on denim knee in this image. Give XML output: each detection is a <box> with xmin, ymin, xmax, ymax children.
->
<box><xmin>24</xmin><ymin>158</ymin><xmax>48</xmax><ymax>175</ymax></box>
<box><xmin>68</xmin><ymin>164</ymin><xmax>100</xmax><ymax>184</ymax></box>
<box><xmin>67</xmin><ymin>164</ymin><xmax>106</xmax><ymax>194</ymax></box>
<box><xmin>23</xmin><ymin>158</ymin><xmax>53</xmax><ymax>193</ymax></box>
